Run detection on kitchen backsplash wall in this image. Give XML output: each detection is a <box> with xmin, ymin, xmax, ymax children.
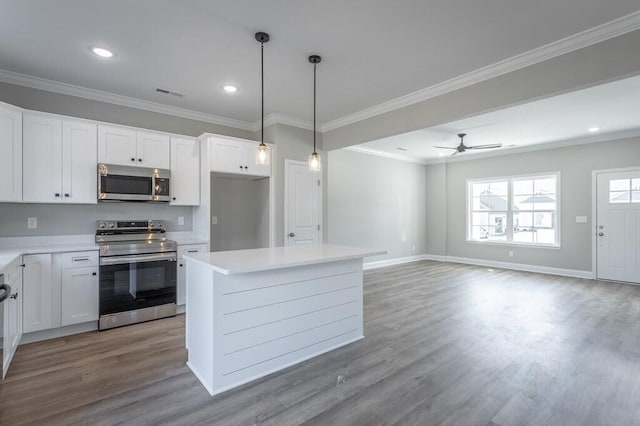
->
<box><xmin>0</xmin><ymin>203</ymin><xmax>193</xmax><ymax>237</ymax></box>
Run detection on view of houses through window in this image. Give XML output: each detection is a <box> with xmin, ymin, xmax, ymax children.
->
<box><xmin>609</xmin><ymin>178</ymin><xmax>640</xmax><ymax>203</ymax></box>
<box><xmin>468</xmin><ymin>174</ymin><xmax>559</xmax><ymax>246</ymax></box>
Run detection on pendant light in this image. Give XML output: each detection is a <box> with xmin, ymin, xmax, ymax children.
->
<box><xmin>308</xmin><ymin>55</ymin><xmax>321</xmax><ymax>171</ymax></box>
<box><xmin>255</xmin><ymin>32</ymin><xmax>270</xmax><ymax>166</ymax></box>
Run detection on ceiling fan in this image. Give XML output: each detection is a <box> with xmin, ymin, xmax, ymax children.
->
<box><xmin>435</xmin><ymin>133</ymin><xmax>502</xmax><ymax>155</ymax></box>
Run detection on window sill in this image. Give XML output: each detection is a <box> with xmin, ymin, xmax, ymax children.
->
<box><xmin>466</xmin><ymin>239</ymin><xmax>561</xmax><ymax>249</ymax></box>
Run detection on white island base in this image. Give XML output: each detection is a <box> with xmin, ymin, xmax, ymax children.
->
<box><xmin>184</xmin><ymin>244</ymin><xmax>384</xmax><ymax>396</ymax></box>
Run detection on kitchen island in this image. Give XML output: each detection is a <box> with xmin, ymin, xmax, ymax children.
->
<box><xmin>183</xmin><ymin>244</ymin><xmax>384</xmax><ymax>396</ymax></box>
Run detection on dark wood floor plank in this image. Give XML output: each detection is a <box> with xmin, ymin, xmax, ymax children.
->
<box><xmin>2</xmin><ymin>260</ymin><xmax>640</xmax><ymax>425</ymax></box>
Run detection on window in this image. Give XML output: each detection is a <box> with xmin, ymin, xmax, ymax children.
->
<box><xmin>609</xmin><ymin>178</ymin><xmax>640</xmax><ymax>203</ymax></box>
<box><xmin>468</xmin><ymin>173</ymin><xmax>559</xmax><ymax>246</ymax></box>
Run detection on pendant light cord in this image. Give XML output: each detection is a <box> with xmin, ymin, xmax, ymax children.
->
<box><xmin>313</xmin><ymin>62</ymin><xmax>316</xmax><ymax>153</ymax></box>
<box><xmin>261</xmin><ymin>40</ymin><xmax>264</xmax><ymax>145</ymax></box>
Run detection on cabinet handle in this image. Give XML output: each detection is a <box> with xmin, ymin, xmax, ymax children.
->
<box><xmin>179</xmin><ymin>263</ymin><xmax>184</xmax><ymax>267</ymax></box>
<box><xmin>55</xmin><ymin>193</ymin><xmax>60</xmax><ymax>197</ymax></box>
<box><xmin>239</xmin><ymin>165</ymin><xmax>243</xmax><ymax>169</ymax></box>
<box><xmin>64</xmin><ymin>193</ymin><xmax>70</xmax><ymax>197</ymax></box>
<box><xmin>244</xmin><ymin>166</ymin><xmax>248</xmax><ymax>170</ymax></box>
<box><xmin>92</xmin><ymin>272</ymin><xmax>97</xmax><ymax>276</ymax></box>
<box><xmin>73</xmin><ymin>257</ymin><xmax>90</xmax><ymax>262</ymax></box>
<box><xmin>131</xmin><ymin>157</ymin><xmax>135</xmax><ymax>162</ymax></box>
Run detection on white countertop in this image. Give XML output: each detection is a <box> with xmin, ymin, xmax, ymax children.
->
<box><xmin>184</xmin><ymin>244</ymin><xmax>386</xmax><ymax>275</ymax></box>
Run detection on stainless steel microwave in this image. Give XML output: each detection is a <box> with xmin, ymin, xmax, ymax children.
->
<box><xmin>98</xmin><ymin>163</ymin><xmax>170</xmax><ymax>202</ymax></box>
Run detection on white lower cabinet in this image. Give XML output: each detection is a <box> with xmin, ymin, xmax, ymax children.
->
<box><xmin>22</xmin><ymin>251</ymin><xmax>98</xmax><ymax>334</ymax></box>
<box><xmin>177</xmin><ymin>243</ymin><xmax>209</xmax><ymax>306</ymax></box>
<box><xmin>61</xmin><ymin>266</ymin><xmax>98</xmax><ymax>326</ymax></box>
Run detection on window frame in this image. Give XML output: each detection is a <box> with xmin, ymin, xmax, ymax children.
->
<box><xmin>466</xmin><ymin>172</ymin><xmax>561</xmax><ymax>248</ymax></box>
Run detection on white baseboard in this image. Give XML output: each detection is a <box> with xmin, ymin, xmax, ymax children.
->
<box><xmin>437</xmin><ymin>255</ymin><xmax>593</xmax><ymax>279</ymax></box>
<box><xmin>363</xmin><ymin>254</ymin><xmax>429</xmax><ymax>270</ymax></box>
<box><xmin>21</xmin><ymin>321</ymin><xmax>98</xmax><ymax>345</ymax></box>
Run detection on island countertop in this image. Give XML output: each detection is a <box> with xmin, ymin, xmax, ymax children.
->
<box><xmin>183</xmin><ymin>244</ymin><xmax>385</xmax><ymax>275</ymax></box>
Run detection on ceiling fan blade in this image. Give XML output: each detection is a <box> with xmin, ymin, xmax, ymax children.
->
<box><xmin>467</xmin><ymin>144</ymin><xmax>502</xmax><ymax>150</ymax></box>
<box><xmin>433</xmin><ymin>146</ymin><xmax>458</xmax><ymax>150</ymax></box>
<box><xmin>450</xmin><ymin>150</ymin><xmax>459</xmax><ymax>156</ymax></box>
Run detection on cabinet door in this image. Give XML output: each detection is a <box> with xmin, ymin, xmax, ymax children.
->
<box><xmin>177</xmin><ymin>244</ymin><xmax>208</xmax><ymax>306</ymax></box>
<box><xmin>2</xmin><ymin>259</ymin><xmax>23</xmax><ymax>379</ymax></box>
<box><xmin>210</xmin><ymin>139</ymin><xmax>242</xmax><ymax>173</ymax></box>
<box><xmin>137</xmin><ymin>131</ymin><xmax>170</xmax><ymax>169</ymax></box>
<box><xmin>22</xmin><ymin>114</ymin><xmax>63</xmax><ymax>203</ymax></box>
<box><xmin>61</xmin><ymin>266</ymin><xmax>98</xmax><ymax>326</ymax></box>
<box><xmin>170</xmin><ymin>137</ymin><xmax>200</xmax><ymax>206</ymax></box>
<box><xmin>243</xmin><ymin>144</ymin><xmax>271</xmax><ymax>177</ymax></box>
<box><xmin>0</xmin><ymin>102</ymin><xmax>22</xmax><ymax>202</ymax></box>
<box><xmin>98</xmin><ymin>125</ymin><xmax>137</xmax><ymax>166</ymax></box>
<box><xmin>62</xmin><ymin>120</ymin><xmax>98</xmax><ymax>204</ymax></box>
<box><xmin>23</xmin><ymin>254</ymin><xmax>53</xmax><ymax>333</ymax></box>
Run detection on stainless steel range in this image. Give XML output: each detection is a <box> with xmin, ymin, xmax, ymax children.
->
<box><xmin>96</xmin><ymin>220</ymin><xmax>177</xmax><ymax>330</ymax></box>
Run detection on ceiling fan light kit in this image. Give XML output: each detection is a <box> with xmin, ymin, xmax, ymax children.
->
<box><xmin>255</xmin><ymin>31</ymin><xmax>271</xmax><ymax>166</ymax></box>
<box><xmin>434</xmin><ymin>132</ymin><xmax>503</xmax><ymax>156</ymax></box>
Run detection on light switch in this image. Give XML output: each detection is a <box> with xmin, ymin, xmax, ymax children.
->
<box><xmin>178</xmin><ymin>216</ymin><xmax>185</xmax><ymax>226</ymax></box>
<box><xmin>27</xmin><ymin>217</ymin><xmax>38</xmax><ymax>229</ymax></box>
<box><xmin>211</xmin><ymin>216</ymin><xmax>218</xmax><ymax>225</ymax></box>
<box><xmin>576</xmin><ymin>216</ymin><xmax>588</xmax><ymax>223</ymax></box>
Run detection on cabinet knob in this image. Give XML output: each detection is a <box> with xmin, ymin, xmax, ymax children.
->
<box><xmin>244</xmin><ymin>166</ymin><xmax>248</xmax><ymax>170</ymax></box>
<box><xmin>239</xmin><ymin>165</ymin><xmax>243</xmax><ymax>169</ymax></box>
<box><xmin>179</xmin><ymin>263</ymin><xmax>184</xmax><ymax>267</ymax></box>
<box><xmin>289</xmin><ymin>232</ymin><xmax>295</xmax><ymax>238</ymax></box>
<box><xmin>54</xmin><ymin>193</ymin><xmax>60</xmax><ymax>197</ymax></box>
<box><xmin>172</xmin><ymin>197</ymin><xmax>176</xmax><ymax>201</ymax></box>
<box><xmin>131</xmin><ymin>157</ymin><xmax>135</xmax><ymax>162</ymax></box>
<box><xmin>138</xmin><ymin>158</ymin><xmax>142</xmax><ymax>162</ymax></box>
<box><xmin>92</xmin><ymin>272</ymin><xmax>97</xmax><ymax>276</ymax></box>
<box><xmin>64</xmin><ymin>193</ymin><xmax>70</xmax><ymax>197</ymax></box>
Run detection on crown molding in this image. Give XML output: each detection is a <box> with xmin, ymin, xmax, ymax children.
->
<box><xmin>344</xmin><ymin>146</ymin><xmax>429</xmax><ymax>165</ymax></box>
<box><xmin>0</xmin><ymin>69</ymin><xmax>256</xmax><ymax>131</ymax></box>
<box><xmin>254</xmin><ymin>113</ymin><xmax>314</xmax><ymax>132</ymax></box>
<box><xmin>321</xmin><ymin>11</ymin><xmax>640</xmax><ymax>132</ymax></box>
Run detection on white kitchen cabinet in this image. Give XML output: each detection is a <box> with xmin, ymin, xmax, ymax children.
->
<box><xmin>177</xmin><ymin>243</ymin><xmax>208</xmax><ymax>306</ymax></box>
<box><xmin>2</xmin><ymin>257</ymin><xmax>23</xmax><ymax>379</ymax></box>
<box><xmin>61</xmin><ymin>266</ymin><xmax>98</xmax><ymax>326</ymax></box>
<box><xmin>22</xmin><ymin>254</ymin><xmax>53</xmax><ymax>333</ymax></box>
<box><xmin>23</xmin><ymin>114</ymin><xmax>97</xmax><ymax>204</ymax></box>
<box><xmin>98</xmin><ymin>125</ymin><xmax>170</xmax><ymax>169</ymax></box>
<box><xmin>98</xmin><ymin>125</ymin><xmax>137</xmax><ymax>167</ymax></box>
<box><xmin>210</xmin><ymin>138</ymin><xmax>271</xmax><ymax>177</ymax></box>
<box><xmin>170</xmin><ymin>137</ymin><xmax>200</xmax><ymax>206</ymax></box>
<box><xmin>0</xmin><ymin>101</ymin><xmax>23</xmax><ymax>202</ymax></box>
<box><xmin>137</xmin><ymin>131</ymin><xmax>171</xmax><ymax>169</ymax></box>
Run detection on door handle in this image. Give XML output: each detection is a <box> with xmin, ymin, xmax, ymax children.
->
<box><xmin>598</xmin><ymin>232</ymin><xmax>604</xmax><ymax>237</ymax></box>
<box><xmin>289</xmin><ymin>232</ymin><xmax>295</xmax><ymax>238</ymax></box>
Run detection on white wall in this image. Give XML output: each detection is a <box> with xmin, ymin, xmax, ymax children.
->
<box><xmin>327</xmin><ymin>149</ymin><xmax>427</xmax><ymax>262</ymax></box>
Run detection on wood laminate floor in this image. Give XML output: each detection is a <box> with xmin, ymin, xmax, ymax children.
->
<box><xmin>2</xmin><ymin>261</ymin><xmax>640</xmax><ymax>425</ymax></box>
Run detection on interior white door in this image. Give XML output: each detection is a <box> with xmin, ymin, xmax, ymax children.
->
<box><xmin>596</xmin><ymin>170</ymin><xmax>640</xmax><ymax>283</ymax></box>
<box><xmin>285</xmin><ymin>160</ymin><xmax>321</xmax><ymax>246</ymax></box>
<box><xmin>22</xmin><ymin>114</ymin><xmax>63</xmax><ymax>203</ymax></box>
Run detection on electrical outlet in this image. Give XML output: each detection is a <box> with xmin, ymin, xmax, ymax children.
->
<box><xmin>508</xmin><ymin>250</ymin><xmax>514</xmax><ymax>257</ymax></box>
<box><xmin>211</xmin><ymin>216</ymin><xmax>218</xmax><ymax>225</ymax></box>
<box><xmin>27</xmin><ymin>217</ymin><xmax>38</xmax><ymax>229</ymax></box>
<box><xmin>178</xmin><ymin>216</ymin><xmax>184</xmax><ymax>226</ymax></box>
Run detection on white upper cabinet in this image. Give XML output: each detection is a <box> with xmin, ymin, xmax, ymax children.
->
<box><xmin>98</xmin><ymin>125</ymin><xmax>137</xmax><ymax>167</ymax></box>
<box><xmin>0</xmin><ymin>102</ymin><xmax>23</xmax><ymax>202</ymax></box>
<box><xmin>137</xmin><ymin>131</ymin><xmax>171</xmax><ymax>169</ymax></box>
<box><xmin>210</xmin><ymin>138</ymin><xmax>271</xmax><ymax>177</ymax></box>
<box><xmin>98</xmin><ymin>125</ymin><xmax>170</xmax><ymax>169</ymax></box>
<box><xmin>23</xmin><ymin>113</ymin><xmax>97</xmax><ymax>204</ymax></box>
<box><xmin>170</xmin><ymin>137</ymin><xmax>200</xmax><ymax>206</ymax></box>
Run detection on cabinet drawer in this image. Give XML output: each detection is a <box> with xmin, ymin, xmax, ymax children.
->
<box><xmin>178</xmin><ymin>244</ymin><xmax>209</xmax><ymax>259</ymax></box>
<box><xmin>61</xmin><ymin>251</ymin><xmax>98</xmax><ymax>269</ymax></box>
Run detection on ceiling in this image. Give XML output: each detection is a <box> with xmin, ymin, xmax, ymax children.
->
<box><xmin>357</xmin><ymin>74</ymin><xmax>640</xmax><ymax>162</ymax></box>
<box><xmin>1</xmin><ymin>1</ymin><xmax>638</xmax><ymax>127</ymax></box>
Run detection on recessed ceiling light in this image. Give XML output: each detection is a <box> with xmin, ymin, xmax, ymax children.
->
<box><xmin>223</xmin><ymin>85</ymin><xmax>238</xmax><ymax>93</ymax></box>
<box><xmin>91</xmin><ymin>47</ymin><xmax>113</xmax><ymax>58</ymax></box>
<box><xmin>438</xmin><ymin>153</ymin><xmax>446</xmax><ymax>157</ymax></box>
<box><xmin>588</xmin><ymin>127</ymin><xmax>600</xmax><ymax>132</ymax></box>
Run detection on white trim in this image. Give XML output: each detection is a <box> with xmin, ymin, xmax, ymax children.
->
<box><xmin>363</xmin><ymin>254</ymin><xmax>429</xmax><ymax>270</ymax></box>
<box><xmin>0</xmin><ymin>69</ymin><xmax>256</xmax><ymax>131</ymax></box>
<box><xmin>20</xmin><ymin>321</ymin><xmax>97</xmax><ymax>345</ymax></box>
<box><xmin>256</xmin><ymin>113</ymin><xmax>314</xmax><ymax>132</ymax></box>
<box><xmin>344</xmin><ymin>145</ymin><xmax>429</xmax><ymax>165</ymax></box>
<box><xmin>283</xmin><ymin>159</ymin><xmax>323</xmax><ymax>246</ymax></box>
<box><xmin>430</xmin><ymin>255</ymin><xmax>592</xmax><ymax>279</ymax></box>
<box><xmin>322</xmin><ymin>11</ymin><xmax>640</xmax><ymax>132</ymax></box>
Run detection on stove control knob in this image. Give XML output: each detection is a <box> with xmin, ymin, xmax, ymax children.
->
<box><xmin>108</xmin><ymin>222</ymin><xmax>115</xmax><ymax>228</ymax></box>
<box><xmin>98</xmin><ymin>222</ymin><xmax>106</xmax><ymax>229</ymax></box>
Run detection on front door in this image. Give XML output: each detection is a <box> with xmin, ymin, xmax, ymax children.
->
<box><xmin>596</xmin><ymin>170</ymin><xmax>640</xmax><ymax>283</ymax></box>
<box><xmin>284</xmin><ymin>160</ymin><xmax>321</xmax><ymax>246</ymax></box>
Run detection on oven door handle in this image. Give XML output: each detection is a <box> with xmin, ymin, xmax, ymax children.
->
<box><xmin>100</xmin><ymin>252</ymin><xmax>177</xmax><ymax>266</ymax></box>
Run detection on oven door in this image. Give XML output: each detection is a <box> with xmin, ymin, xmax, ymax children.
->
<box><xmin>99</xmin><ymin>252</ymin><xmax>177</xmax><ymax>316</ymax></box>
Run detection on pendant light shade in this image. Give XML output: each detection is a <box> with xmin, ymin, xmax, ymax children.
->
<box><xmin>255</xmin><ymin>32</ymin><xmax>270</xmax><ymax>166</ymax></box>
<box><xmin>308</xmin><ymin>55</ymin><xmax>321</xmax><ymax>171</ymax></box>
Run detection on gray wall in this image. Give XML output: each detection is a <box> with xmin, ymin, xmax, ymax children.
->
<box><xmin>210</xmin><ymin>175</ymin><xmax>270</xmax><ymax>251</ymax></box>
<box><xmin>437</xmin><ymin>137</ymin><xmax>640</xmax><ymax>272</ymax></box>
<box><xmin>323</xmin><ymin>30</ymin><xmax>640</xmax><ymax>151</ymax></box>
<box><xmin>0</xmin><ymin>202</ymin><xmax>193</xmax><ymax>237</ymax></box>
<box><xmin>327</xmin><ymin>149</ymin><xmax>427</xmax><ymax>262</ymax></box>
<box><xmin>425</xmin><ymin>163</ymin><xmax>447</xmax><ymax>257</ymax></box>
